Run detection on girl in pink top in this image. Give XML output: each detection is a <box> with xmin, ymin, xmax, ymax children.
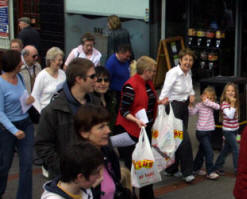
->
<box><xmin>214</xmin><ymin>82</ymin><xmax>239</xmax><ymax>175</ymax></box>
<box><xmin>189</xmin><ymin>86</ymin><xmax>220</xmax><ymax>179</ymax></box>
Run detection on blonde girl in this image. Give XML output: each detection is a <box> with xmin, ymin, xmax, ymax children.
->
<box><xmin>214</xmin><ymin>82</ymin><xmax>239</xmax><ymax>175</ymax></box>
<box><xmin>189</xmin><ymin>86</ymin><xmax>220</xmax><ymax>179</ymax></box>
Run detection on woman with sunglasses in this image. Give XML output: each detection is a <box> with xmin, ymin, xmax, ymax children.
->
<box><xmin>94</xmin><ymin>66</ymin><xmax>117</xmax><ymax>129</ymax></box>
<box><xmin>31</xmin><ymin>47</ymin><xmax>66</xmax><ymax>113</ymax></box>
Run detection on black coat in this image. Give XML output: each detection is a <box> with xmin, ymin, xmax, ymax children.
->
<box><xmin>35</xmin><ymin>86</ymin><xmax>100</xmax><ymax>179</ymax></box>
<box><xmin>18</xmin><ymin>26</ymin><xmax>40</xmax><ymax>50</ymax></box>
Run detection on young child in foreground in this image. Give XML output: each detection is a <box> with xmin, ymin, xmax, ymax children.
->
<box><xmin>214</xmin><ymin>82</ymin><xmax>239</xmax><ymax>175</ymax></box>
<box><xmin>189</xmin><ymin>86</ymin><xmax>220</xmax><ymax>180</ymax></box>
<box><xmin>41</xmin><ymin>142</ymin><xmax>104</xmax><ymax>199</ymax></box>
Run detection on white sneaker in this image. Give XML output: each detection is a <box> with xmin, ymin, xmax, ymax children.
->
<box><xmin>183</xmin><ymin>175</ymin><xmax>195</xmax><ymax>183</ymax></box>
<box><xmin>42</xmin><ymin>166</ymin><xmax>49</xmax><ymax>178</ymax></box>
<box><xmin>207</xmin><ymin>172</ymin><xmax>219</xmax><ymax>180</ymax></box>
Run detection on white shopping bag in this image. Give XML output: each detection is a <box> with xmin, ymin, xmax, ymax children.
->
<box><xmin>152</xmin><ymin>105</ymin><xmax>176</xmax><ymax>156</ymax></box>
<box><xmin>152</xmin><ymin>147</ymin><xmax>175</xmax><ymax>172</ymax></box>
<box><xmin>169</xmin><ymin>104</ymin><xmax>183</xmax><ymax>149</ymax></box>
<box><xmin>151</xmin><ymin>104</ymin><xmax>183</xmax><ymax>171</ymax></box>
<box><xmin>131</xmin><ymin>127</ymin><xmax>161</xmax><ymax>188</ymax></box>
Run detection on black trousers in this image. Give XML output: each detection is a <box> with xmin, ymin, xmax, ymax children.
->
<box><xmin>117</xmin><ymin>125</ymin><xmax>155</xmax><ymax>199</ymax></box>
<box><xmin>165</xmin><ymin>100</ymin><xmax>194</xmax><ymax>177</ymax></box>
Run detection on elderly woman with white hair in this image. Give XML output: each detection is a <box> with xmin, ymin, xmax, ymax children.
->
<box><xmin>31</xmin><ymin>47</ymin><xmax>66</xmax><ymax>113</ymax></box>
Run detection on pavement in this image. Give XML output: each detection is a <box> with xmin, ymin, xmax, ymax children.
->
<box><xmin>3</xmin><ymin>84</ymin><xmax>238</xmax><ymax>199</ymax></box>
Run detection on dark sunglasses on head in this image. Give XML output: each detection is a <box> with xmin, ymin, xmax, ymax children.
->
<box><xmin>32</xmin><ymin>54</ymin><xmax>39</xmax><ymax>59</ymax></box>
<box><xmin>87</xmin><ymin>73</ymin><xmax>96</xmax><ymax>79</ymax></box>
<box><xmin>97</xmin><ymin>78</ymin><xmax>109</xmax><ymax>83</ymax></box>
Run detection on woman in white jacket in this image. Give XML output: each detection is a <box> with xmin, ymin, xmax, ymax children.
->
<box><xmin>32</xmin><ymin>47</ymin><xmax>66</xmax><ymax>113</ymax></box>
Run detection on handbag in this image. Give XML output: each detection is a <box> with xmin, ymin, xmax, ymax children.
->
<box><xmin>17</xmin><ymin>73</ymin><xmax>40</xmax><ymax>124</ymax></box>
<box><xmin>114</xmin><ymin>182</ymin><xmax>133</xmax><ymax>199</ymax></box>
<box><xmin>28</xmin><ymin>106</ymin><xmax>40</xmax><ymax>124</ymax></box>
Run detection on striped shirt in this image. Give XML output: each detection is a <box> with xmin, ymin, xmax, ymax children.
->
<box><xmin>120</xmin><ymin>83</ymin><xmax>156</xmax><ymax>123</ymax></box>
<box><xmin>189</xmin><ymin>99</ymin><xmax>220</xmax><ymax>131</ymax></box>
<box><xmin>221</xmin><ymin>101</ymin><xmax>239</xmax><ymax>131</ymax></box>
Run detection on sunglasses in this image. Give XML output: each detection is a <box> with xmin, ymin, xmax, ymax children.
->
<box><xmin>87</xmin><ymin>73</ymin><xmax>96</xmax><ymax>79</ymax></box>
<box><xmin>32</xmin><ymin>54</ymin><xmax>39</xmax><ymax>59</ymax></box>
<box><xmin>97</xmin><ymin>78</ymin><xmax>109</xmax><ymax>83</ymax></box>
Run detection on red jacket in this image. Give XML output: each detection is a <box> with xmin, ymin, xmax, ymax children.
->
<box><xmin>116</xmin><ymin>74</ymin><xmax>157</xmax><ymax>138</ymax></box>
<box><xmin>234</xmin><ymin>125</ymin><xmax>247</xmax><ymax>199</ymax></box>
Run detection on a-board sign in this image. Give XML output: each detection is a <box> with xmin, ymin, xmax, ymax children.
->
<box><xmin>153</xmin><ymin>36</ymin><xmax>184</xmax><ymax>88</ymax></box>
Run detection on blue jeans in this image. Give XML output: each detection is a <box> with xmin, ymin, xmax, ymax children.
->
<box><xmin>0</xmin><ymin>117</ymin><xmax>34</xmax><ymax>199</ymax></box>
<box><xmin>193</xmin><ymin>131</ymin><xmax>215</xmax><ymax>174</ymax></box>
<box><xmin>214</xmin><ymin>130</ymin><xmax>239</xmax><ymax>172</ymax></box>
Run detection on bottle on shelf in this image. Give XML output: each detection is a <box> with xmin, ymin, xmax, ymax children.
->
<box><xmin>208</xmin><ymin>51</ymin><xmax>218</xmax><ymax>75</ymax></box>
<box><xmin>196</xmin><ymin>29</ymin><xmax>206</xmax><ymax>48</ymax></box>
<box><xmin>206</xmin><ymin>30</ymin><xmax>215</xmax><ymax>48</ymax></box>
<box><xmin>187</xmin><ymin>28</ymin><xmax>196</xmax><ymax>47</ymax></box>
<box><xmin>215</xmin><ymin>30</ymin><xmax>225</xmax><ymax>48</ymax></box>
<box><xmin>199</xmin><ymin>50</ymin><xmax>208</xmax><ymax>69</ymax></box>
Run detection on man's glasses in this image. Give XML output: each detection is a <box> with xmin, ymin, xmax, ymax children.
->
<box><xmin>87</xmin><ymin>73</ymin><xmax>96</xmax><ymax>79</ymax></box>
<box><xmin>32</xmin><ymin>54</ymin><xmax>39</xmax><ymax>59</ymax></box>
<box><xmin>96</xmin><ymin>78</ymin><xmax>109</xmax><ymax>83</ymax></box>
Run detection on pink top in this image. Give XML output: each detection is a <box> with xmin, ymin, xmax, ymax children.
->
<box><xmin>189</xmin><ymin>99</ymin><xmax>220</xmax><ymax>131</ymax></box>
<box><xmin>221</xmin><ymin>101</ymin><xmax>239</xmax><ymax>131</ymax></box>
<box><xmin>101</xmin><ymin>167</ymin><xmax>115</xmax><ymax>199</ymax></box>
<box><xmin>65</xmin><ymin>45</ymin><xmax>102</xmax><ymax>67</ymax></box>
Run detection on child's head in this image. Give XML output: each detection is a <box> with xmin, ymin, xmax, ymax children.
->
<box><xmin>202</xmin><ymin>86</ymin><xmax>217</xmax><ymax>102</ymax></box>
<box><xmin>60</xmin><ymin>142</ymin><xmax>104</xmax><ymax>189</ymax></box>
<box><xmin>220</xmin><ymin>82</ymin><xmax>239</xmax><ymax>103</ymax></box>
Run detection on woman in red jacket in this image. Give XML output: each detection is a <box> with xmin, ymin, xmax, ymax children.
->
<box><xmin>116</xmin><ymin>56</ymin><xmax>157</xmax><ymax>199</ymax></box>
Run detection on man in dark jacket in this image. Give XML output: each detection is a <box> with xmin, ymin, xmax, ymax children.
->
<box><xmin>35</xmin><ymin>58</ymin><xmax>100</xmax><ymax>179</ymax></box>
<box><xmin>17</xmin><ymin>17</ymin><xmax>40</xmax><ymax>50</ymax></box>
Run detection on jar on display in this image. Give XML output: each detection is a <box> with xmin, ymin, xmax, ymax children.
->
<box><xmin>196</xmin><ymin>29</ymin><xmax>206</xmax><ymax>48</ymax></box>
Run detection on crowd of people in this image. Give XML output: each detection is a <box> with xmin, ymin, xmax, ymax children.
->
<box><xmin>0</xmin><ymin>15</ymin><xmax>243</xmax><ymax>199</ymax></box>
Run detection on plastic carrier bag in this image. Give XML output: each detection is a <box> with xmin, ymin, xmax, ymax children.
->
<box><xmin>131</xmin><ymin>127</ymin><xmax>161</xmax><ymax>188</ymax></box>
<box><xmin>151</xmin><ymin>104</ymin><xmax>183</xmax><ymax>172</ymax></box>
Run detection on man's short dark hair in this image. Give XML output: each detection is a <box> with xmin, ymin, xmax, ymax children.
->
<box><xmin>116</xmin><ymin>44</ymin><xmax>131</xmax><ymax>54</ymax></box>
<box><xmin>66</xmin><ymin>58</ymin><xmax>94</xmax><ymax>88</ymax></box>
<box><xmin>60</xmin><ymin>142</ymin><xmax>104</xmax><ymax>182</ymax></box>
<box><xmin>1</xmin><ymin>50</ymin><xmax>21</xmax><ymax>72</ymax></box>
<box><xmin>80</xmin><ymin>33</ymin><xmax>95</xmax><ymax>45</ymax></box>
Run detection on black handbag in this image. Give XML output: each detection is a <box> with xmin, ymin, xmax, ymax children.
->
<box><xmin>28</xmin><ymin>106</ymin><xmax>40</xmax><ymax>124</ymax></box>
<box><xmin>17</xmin><ymin>73</ymin><xmax>40</xmax><ymax>124</ymax></box>
<box><xmin>114</xmin><ymin>182</ymin><xmax>133</xmax><ymax>199</ymax></box>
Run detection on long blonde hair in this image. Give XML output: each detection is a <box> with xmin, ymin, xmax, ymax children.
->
<box><xmin>220</xmin><ymin>82</ymin><xmax>239</xmax><ymax>118</ymax></box>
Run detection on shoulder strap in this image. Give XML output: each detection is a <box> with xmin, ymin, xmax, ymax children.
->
<box><xmin>17</xmin><ymin>73</ymin><xmax>25</xmax><ymax>88</ymax></box>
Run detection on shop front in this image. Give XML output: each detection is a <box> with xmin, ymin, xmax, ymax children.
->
<box><xmin>158</xmin><ymin>0</ymin><xmax>247</xmax><ymax>79</ymax></box>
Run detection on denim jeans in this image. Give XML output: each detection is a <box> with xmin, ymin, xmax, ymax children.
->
<box><xmin>0</xmin><ymin>117</ymin><xmax>34</xmax><ymax>199</ymax></box>
<box><xmin>214</xmin><ymin>130</ymin><xmax>239</xmax><ymax>172</ymax></box>
<box><xmin>193</xmin><ymin>130</ymin><xmax>215</xmax><ymax>174</ymax></box>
